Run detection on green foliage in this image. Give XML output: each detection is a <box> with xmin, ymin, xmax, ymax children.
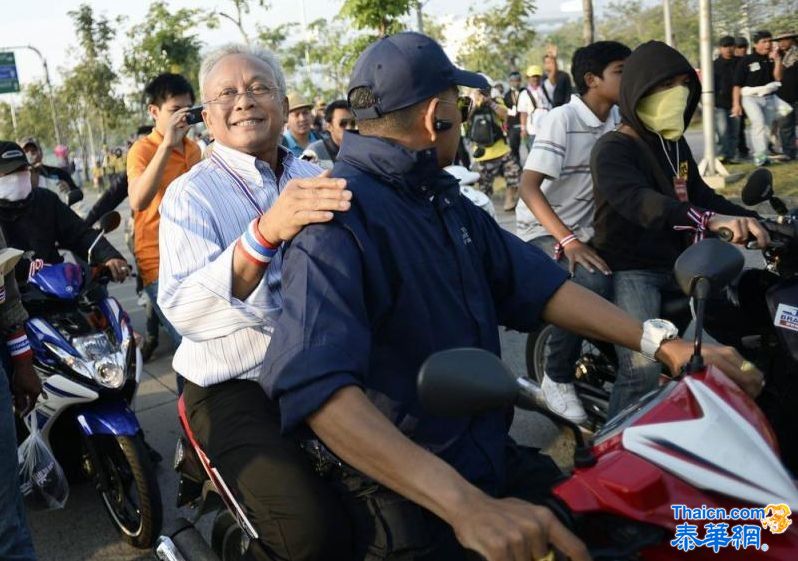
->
<box><xmin>339</xmin><ymin>0</ymin><xmax>415</xmax><ymax>36</ymax></box>
<box><xmin>457</xmin><ymin>0</ymin><xmax>538</xmax><ymax>79</ymax></box>
<box><xmin>123</xmin><ymin>1</ymin><xmax>216</xmax><ymax>102</ymax></box>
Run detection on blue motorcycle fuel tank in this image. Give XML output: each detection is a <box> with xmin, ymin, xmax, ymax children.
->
<box><xmin>767</xmin><ymin>278</ymin><xmax>798</xmax><ymax>362</ymax></box>
<box><xmin>29</xmin><ymin>263</ymin><xmax>83</xmax><ymax>300</ymax></box>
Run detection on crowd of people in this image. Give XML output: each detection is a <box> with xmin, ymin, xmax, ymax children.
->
<box><xmin>0</xmin><ymin>25</ymin><xmax>794</xmax><ymax>561</ymax></box>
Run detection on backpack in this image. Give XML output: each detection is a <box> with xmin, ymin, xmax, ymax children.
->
<box><xmin>468</xmin><ymin>106</ymin><xmax>502</xmax><ymax>147</ymax></box>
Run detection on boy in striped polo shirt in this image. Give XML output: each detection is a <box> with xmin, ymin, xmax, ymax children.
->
<box><xmin>516</xmin><ymin>41</ymin><xmax>631</xmax><ymax>423</ymax></box>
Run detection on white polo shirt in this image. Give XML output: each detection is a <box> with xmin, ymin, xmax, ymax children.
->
<box><xmin>515</xmin><ymin>95</ymin><xmax>621</xmax><ymax>243</ymax></box>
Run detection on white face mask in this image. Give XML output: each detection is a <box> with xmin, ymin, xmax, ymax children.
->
<box><xmin>0</xmin><ymin>170</ymin><xmax>32</xmax><ymax>201</ymax></box>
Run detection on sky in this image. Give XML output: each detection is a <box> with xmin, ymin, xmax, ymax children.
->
<box><xmin>1</xmin><ymin>0</ymin><xmax>589</xmax><ymax>92</ymax></box>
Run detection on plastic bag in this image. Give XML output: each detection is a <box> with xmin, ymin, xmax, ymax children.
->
<box><xmin>17</xmin><ymin>412</ymin><xmax>69</xmax><ymax>510</ymax></box>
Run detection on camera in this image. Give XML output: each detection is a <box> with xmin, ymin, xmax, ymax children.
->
<box><xmin>185</xmin><ymin>106</ymin><xmax>204</xmax><ymax>126</ymax></box>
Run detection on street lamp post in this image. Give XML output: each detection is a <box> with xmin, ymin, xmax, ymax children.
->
<box><xmin>663</xmin><ymin>0</ymin><xmax>674</xmax><ymax>47</ymax></box>
<box><xmin>1</xmin><ymin>45</ymin><xmax>61</xmax><ymax>145</ymax></box>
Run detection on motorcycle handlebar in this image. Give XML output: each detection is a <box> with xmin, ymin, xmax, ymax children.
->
<box><xmin>717</xmin><ymin>218</ymin><xmax>796</xmax><ymax>248</ymax></box>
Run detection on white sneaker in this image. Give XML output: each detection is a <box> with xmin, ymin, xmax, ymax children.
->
<box><xmin>541</xmin><ymin>375</ymin><xmax>588</xmax><ymax>425</ymax></box>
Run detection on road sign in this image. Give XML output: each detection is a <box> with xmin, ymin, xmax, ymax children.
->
<box><xmin>0</xmin><ymin>52</ymin><xmax>20</xmax><ymax>94</ymax></box>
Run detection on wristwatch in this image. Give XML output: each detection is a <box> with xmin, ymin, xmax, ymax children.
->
<box><xmin>640</xmin><ymin>319</ymin><xmax>679</xmax><ymax>361</ymax></box>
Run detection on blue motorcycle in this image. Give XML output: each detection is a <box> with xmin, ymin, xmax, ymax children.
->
<box><xmin>20</xmin><ymin>211</ymin><xmax>161</xmax><ymax>548</ymax></box>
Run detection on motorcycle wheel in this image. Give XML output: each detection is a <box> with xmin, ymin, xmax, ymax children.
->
<box><xmin>525</xmin><ymin>324</ymin><xmax>615</xmax><ymax>430</ymax></box>
<box><xmin>96</xmin><ymin>433</ymin><xmax>162</xmax><ymax>549</ymax></box>
<box><xmin>211</xmin><ymin>510</ymin><xmax>247</xmax><ymax>561</ymax></box>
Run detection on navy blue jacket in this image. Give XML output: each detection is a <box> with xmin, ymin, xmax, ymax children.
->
<box><xmin>261</xmin><ymin>132</ymin><xmax>567</xmax><ymax>494</ymax></box>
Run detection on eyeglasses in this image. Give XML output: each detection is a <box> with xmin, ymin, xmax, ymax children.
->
<box><xmin>437</xmin><ymin>96</ymin><xmax>473</xmax><ymax>123</ymax></box>
<box><xmin>338</xmin><ymin>118</ymin><xmax>357</xmax><ymax>129</ymax></box>
<box><xmin>204</xmin><ymin>84</ymin><xmax>277</xmax><ymax>107</ymax></box>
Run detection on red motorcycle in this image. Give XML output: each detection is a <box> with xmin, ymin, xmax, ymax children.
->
<box><xmin>156</xmin><ymin>237</ymin><xmax>798</xmax><ymax>560</ymax></box>
<box><xmin>418</xmin><ymin>238</ymin><xmax>798</xmax><ymax>559</ymax></box>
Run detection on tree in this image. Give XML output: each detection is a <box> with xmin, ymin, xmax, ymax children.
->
<box><xmin>217</xmin><ymin>0</ymin><xmax>269</xmax><ymax>44</ymax></box>
<box><xmin>64</xmin><ymin>4</ymin><xmax>129</xmax><ymax>158</ymax></box>
<box><xmin>122</xmin><ymin>1</ymin><xmax>216</xmax><ymax>103</ymax></box>
<box><xmin>583</xmin><ymin>0</ymin><xmax>595</xmax><ymax>45</ymax></box>
<box><xmin>457</xmin><ymin>0</ymin><xmax>537</xmax><ymax>79</ymax></box>
<box><xmin>339</xmin><ymin>0</ymin><xmax>415</xmax><ymax>36</ymax></box>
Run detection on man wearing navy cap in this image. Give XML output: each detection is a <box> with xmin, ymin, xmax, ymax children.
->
<box><xmin>262</xmin><ymin>32</ymin><xmax>761</xmax><ymax>561</ymax></box>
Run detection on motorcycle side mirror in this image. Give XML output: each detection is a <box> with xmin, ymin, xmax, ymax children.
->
<box><xmin>66</xmin><ymin>189</ymin><xmax>84</xmax><ymax>206</ymax></box>
<box><xmin>741</xmin><ymin>168</ymin><xmax>788</xmax><ymax>215</ymax></box>
<box><xmin>674</xmin><ymin>239</ymin><xmax>743</xmax><ymax>372</ymax></box>
<box><xmin>98</xmin><ymin>211</ymin><xmax>121</xmax><ymax>235</ymax></box>
<box><xmin>674</xmin><ymin>238</ymin><xmax>744</xmax><ymax>297</ymax></box>
<box><xmin>417</xmin><ymin>348</ymin><xmax>518</xmax><ymax>416</ymax></box>
<box><xmin>417</xmin><ymin>348</ymin><xmax>597</xmax><ymax>467</ymax></box>
<box><xmin>88</xmin><ymin>211</ymin><xmax>121</xmax><ymax>264</ymax></box>
<box><xmin>741</xmin><ymin>168</ymin><xmax>774</xmax><ymax>206</ymax></box>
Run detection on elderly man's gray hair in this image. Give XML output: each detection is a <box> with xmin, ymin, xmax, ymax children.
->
<box><xmin>199</xmin><ymin>44</ymin><xmax>287</xmax><ymax>101</ymax></box>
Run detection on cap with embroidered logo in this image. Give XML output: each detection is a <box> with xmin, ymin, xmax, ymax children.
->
<box><xmin>0</xmin><ymin>141</ymin><xmax>29</xmax><ymax>175</ymax></box>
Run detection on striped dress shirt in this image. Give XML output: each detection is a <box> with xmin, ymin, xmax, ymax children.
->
<box><xmin>158</xmin><ymin>142</ymin><xmax>321</xmax><ymax>386</ymax></box>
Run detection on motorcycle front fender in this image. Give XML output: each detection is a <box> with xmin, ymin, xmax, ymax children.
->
<box><xmin>75</xmin><ymin>399</ymin><xmax>141</xmax><ymax>437</ymax></box>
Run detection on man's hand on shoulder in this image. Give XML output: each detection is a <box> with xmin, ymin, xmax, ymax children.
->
<box><xmin>450</xmin><ymin>493</ymin><xmax>590</xmax><ymax>561</ymax></box>
<box><xmin>257</xmin><ymin>172</ymin><xmax>352</xmax><ymax>245</ymax></box>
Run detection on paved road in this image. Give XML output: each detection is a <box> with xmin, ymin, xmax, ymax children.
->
<box><xmin>26</xmin><ymin>131</ymin><xmax>765</xmax><ymax>560</ymax></box>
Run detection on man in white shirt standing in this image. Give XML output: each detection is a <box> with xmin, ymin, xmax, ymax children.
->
<box><xmin>516</xmin><ymin>41</ymin><xmax>631</xmax><ymax>423</ymax></box>
<box><xmin>157</xmin><ymin>44</ymin><xmax>353</xmax><ymax>561</ymax></box>
<box><xmin>517</xmin><ymin>64</ymin><xmax>551</xmax><ymax>148</ymax></box>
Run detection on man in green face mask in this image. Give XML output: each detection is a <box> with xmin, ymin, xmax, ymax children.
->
<box><xmin>589</xmin><ymin>41</ymin><xmax>770</xmax><ymax>417</ymax></box>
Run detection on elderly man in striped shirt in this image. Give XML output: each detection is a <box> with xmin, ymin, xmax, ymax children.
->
<box><xmin>157</xmin><ymin>44</ymin><xmax>353</xmax><ymax>561</ymax></box>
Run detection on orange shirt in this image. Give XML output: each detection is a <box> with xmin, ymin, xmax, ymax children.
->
<box><xmin>127</xmin><ymin>131</ymin><xmax>201</xmax><ymax>286</ymax></box>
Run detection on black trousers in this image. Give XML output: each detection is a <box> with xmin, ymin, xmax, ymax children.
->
<box><xmin>332</xmin><ymin>443</ymin><xmax>563</xmax><ymax>561</ymax></box>
<box><xmin>506</xmin><ymin>125</ymin><xmax>522</xmax><ymax>166</ymax></box>
<box><xmin>183</xmin><ymin>380</ymin><xmax>353</xmax><ymax>561</ymax></box>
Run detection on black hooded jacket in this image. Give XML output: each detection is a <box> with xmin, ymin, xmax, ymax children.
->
<box><xmin>0</xmin><ymin>188</ymin><xmax>123</xmax><ymax>284</ymax></box>
<box><xmin>590</xmin><ymin>41</ymin><xmax>756</xmax><ymax>271</ymax></box>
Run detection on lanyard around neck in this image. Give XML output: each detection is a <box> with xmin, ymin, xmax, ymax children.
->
<box><xmin>211</xmin><ymin>151</ymin><xmax>263</xmax><ymax>214</ymax></box>
<box><xmin>658</xmin><ymin>134</ymin><xmax>680</xmax><ymax>177</ymax></box>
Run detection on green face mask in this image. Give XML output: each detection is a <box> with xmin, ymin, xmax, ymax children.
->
<box><xmin>636</xmin><ymin>85</ymin><xmax>690</xmax><ymax>140</ymax></box>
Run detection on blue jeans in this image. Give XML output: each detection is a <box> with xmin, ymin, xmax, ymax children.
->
<box><xmin>741</xmin><ymin>95</ymin><xmax>780</xmax><ymax>165</ymax></box>
<box><xmin>144</xmin><ymin>280</ymin><xmax>184</xmax><ymax>393</ymax></box>
<box><xmin>609</xmin><ymin>269</ymin><xmax>677</xmax><ymax>417</ymax></box>
<box><xmin>778</xmin><ymin>100</ymin><xmax>797</xmax><ymax>160</ymax></box>
<box><xmin>530</xmin><ymin>237</ymin><xmax>613</xmax><ymax>383</ymax></box>
<box><xmin>714</xmin><ymin>107</ymin><xmax>741</xmax><ymax>160</ymax></box>
<box><xmin>0</xmin><ymin>368</ymin><xmax>36</xmax><ymax>561</ymax></box>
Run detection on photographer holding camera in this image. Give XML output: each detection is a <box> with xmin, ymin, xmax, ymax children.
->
<box><xmin>469</xmin><ymin>86</ymin><xmax>522</xmax><ymax>211</ymax></box>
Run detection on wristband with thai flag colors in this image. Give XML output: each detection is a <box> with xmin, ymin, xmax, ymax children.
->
<box><xmin>554</xmin><ymin>233</ymin><xmax>578</xmax><ymax>261</ymax></box>
<box><xmin>6</xmin><ymin>329</ymin><xmax>32</xmax><ymax>362</ymax></box>
<box><xmin>238</xmin><ymin>218</ymin><xmax>279</xmax><ymax>267</ymax></box>
<box><xmin>675</xmin><ymin>208</ymin><xmax>715</xmax><ymax>244</ymax></box>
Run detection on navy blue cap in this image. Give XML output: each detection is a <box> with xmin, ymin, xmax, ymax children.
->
<box><xmin>347</xmin><ymin>32</ymin><xmax>488</xmax><ymax>120</ymax></box>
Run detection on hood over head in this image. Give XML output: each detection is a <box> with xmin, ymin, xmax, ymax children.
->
<box><xmin>619</xmin><ymin>41</ymin><xmax>700</xmax><ymax>141</ymax></box>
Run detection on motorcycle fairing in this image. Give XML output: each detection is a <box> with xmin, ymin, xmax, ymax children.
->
<box><xmin>75</xmin><ymin>399</ymin><xmax>141</xmax><ymax>436</ymax></box>
<box><xmin>26</xmin><ymin>317</ymin><xmax>74</xmax><ymax>367</ymax></box>
<box><xmin>623</xmin><ymin>372</ymin><xmax>798</xmax><ymax>509</ymax></box>
<box><xmin>29</xmin><ymin>262</ymin><xmax>83</xmax><ymax>300</ymax></box>
<box><xmin>99</xmin><ymin>297</ymin><xmax>126</xmax><ymax>344</ymax></box>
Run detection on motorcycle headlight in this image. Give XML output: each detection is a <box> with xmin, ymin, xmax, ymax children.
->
<box><xmin>68</xmin><ymin>334</ymin><xmax>128</xmax><ymax>389</ymax></box>
<box><xmin>44</xmin><ymin>342</ymin><xmax>94</xmax><ymax>380</ymax></box>
<box><xmin>95</xmin><ymin>359</ymin><xmax>125</xmax><ymax>389</ymax></box>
